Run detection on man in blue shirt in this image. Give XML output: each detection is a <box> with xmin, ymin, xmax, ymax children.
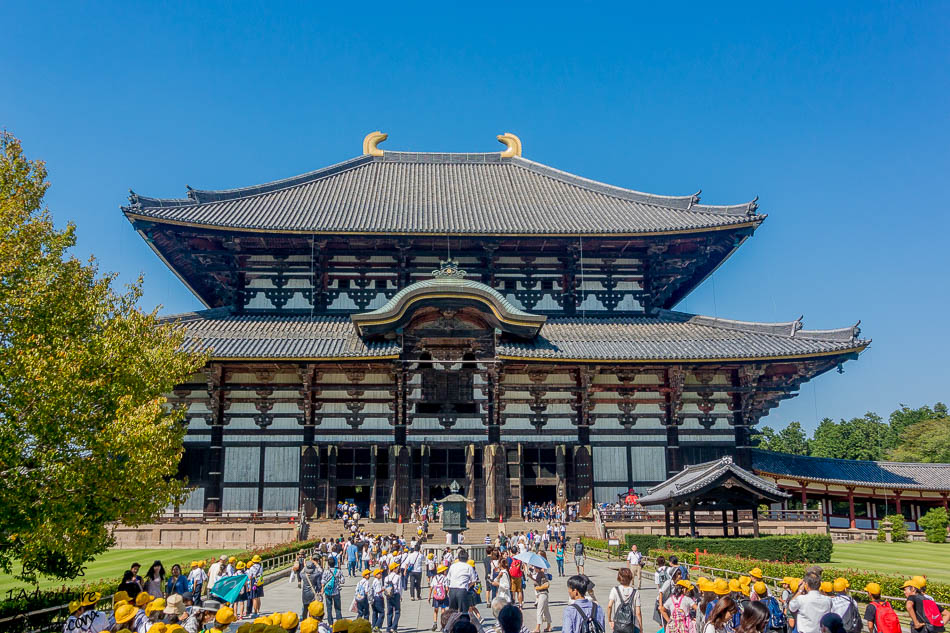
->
<box><xmin>562</xmin><ymin>575</ymin><xmax>605</xmax><ymax>633</ymax></box>
<box><xmin>346</xmin><ymin>539</ymin><xmax>359</xmax><ymax>576</ymax></box>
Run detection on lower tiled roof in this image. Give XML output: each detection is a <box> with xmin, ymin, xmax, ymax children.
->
<box><xmin>638</xmin><ymin>456</ymin><xmax>789</xmax><ymax>505</ymax></box>
<box><xmin>752</xmin><ymin>449</ymin><xmax>950</xmax><ymax>491</ymax></box>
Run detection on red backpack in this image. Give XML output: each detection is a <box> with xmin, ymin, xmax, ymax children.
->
<box><xmin>871</xmin><ymin>601</ymin><xmax>901</xmax><ymax>633</ymax></box>
<box><xmin>921</xmin><ymin>596</ymin><xmax>944</xmax><ymax>627</ymax></box>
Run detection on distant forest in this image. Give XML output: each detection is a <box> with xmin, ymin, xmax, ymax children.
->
<box><xmin>755</xmin><ymin>402</ymin><xmax>949</xmax><ymax>463</ymax></box>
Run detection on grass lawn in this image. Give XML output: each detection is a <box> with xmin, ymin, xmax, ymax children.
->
<box><xmin>0</xmin><ymin>548</ymin><xmax>240</xmax><ymax>596</ymax></box>
<box><xmin>832</xmin><ymin>541</ymin><xmax>950</xmax><ymax>584</ymax></box>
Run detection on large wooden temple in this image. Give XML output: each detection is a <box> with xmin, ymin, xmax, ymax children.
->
<box><xmin>124</xmin><ymin>132</ymin><xmax>869</xmax><ymax>520</ymax></box>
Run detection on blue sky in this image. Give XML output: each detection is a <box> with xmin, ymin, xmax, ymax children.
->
<box><xmin>2</xmin><ymin>2</ymin><xmax>948</xmax><ymax>431</ymax></box>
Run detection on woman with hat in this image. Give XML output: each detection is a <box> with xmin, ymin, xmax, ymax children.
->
<box><xmin>661</xmin><ymin>580</ymin><xmax>697</xmax><ymax>633</ymax></box>
<box><xmin>115</xmin><ymin>603</ymin><xmax>152</xmax><ymax>633</ymax></box>
<box><xmin>162</xmin><ymin>594</ymin><xmax>186</xmax><ymax>625</ymax></box>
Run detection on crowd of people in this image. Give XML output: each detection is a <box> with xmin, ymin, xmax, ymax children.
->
<box><xmin>520</xmin><ymin>502</ymin><xmax>576</xmax><ymax>523</ymax></box>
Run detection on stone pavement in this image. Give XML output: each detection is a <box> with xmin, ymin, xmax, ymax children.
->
<box><xmin>241</xmin><ymin>557</ymin><xmax>661</xmax><ymax>633</ymax></box>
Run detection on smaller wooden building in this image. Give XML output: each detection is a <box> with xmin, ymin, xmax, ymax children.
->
<box><xmin>639</xmin><ymin>456</ymin><xmax>789</xmax><ymax>537</ymax></box>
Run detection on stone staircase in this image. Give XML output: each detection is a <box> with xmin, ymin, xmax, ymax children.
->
<box><xmin>302</xmin><ymin>518</ymin><xmax>598</xmax><ymax>545</ymax></box>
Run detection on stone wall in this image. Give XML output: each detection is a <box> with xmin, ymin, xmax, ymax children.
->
<box><xmin>110</xmin><ymin>522</ymin><xmax>297</xmax><ymax>549</ymax></box>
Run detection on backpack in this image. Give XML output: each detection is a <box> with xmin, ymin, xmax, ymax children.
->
<box><xmin>841</xmin><ymin>599</ymin><xmax>863</xmax><ymax>633</ymax></box>
<box><xmin>384</xmin><ymin>577</ymin><xmax>395</xmax><ymax>598</ymax></box>
<box><xmin>613</xmin><ymin>586</ymin><xmax>639</xmax><ymax>633</ymax></box>
<box><xmin>762</xmin><ymin>596</ymin><xmax>787</xmax><ymax>631</ymax></box>
<box><xmin>921</xmin><ymin>597</ymin><xmax>944</xmax><ymax>628</ymax></box>
<box><xmin>668</xmin><ymin>596</ymin><xmax>693</xmax><ymax>633</ymax></box>
<box><xmin>871</xmin><ymin>601</ymin><xmax>901</xmax><ymax>633</ymax></box>
<box><xmin>432</xmin><ymin>579</ymin><xmax>447</xmax><ymax>601</ymax></box>
<box><xmin>678</xmin><ymin>564</ymin><xmax>690</xmax><ymax>581</ymax></box>
<box><xmin>572</xmin><ymin>603</ymin><xmax>605</xmax><ymax>633</ymax></box>
<box><xmin>323</xmin><ymin>569</ymin><xmax>337</xmax><ymax>596</ymax></box>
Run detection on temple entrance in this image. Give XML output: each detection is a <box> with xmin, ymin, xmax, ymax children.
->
<box><xmin>523</xmin><ymin>485</ymin><xmax>557</xmax><ymax>504</ymax></box>
<box><xmin>336</xmin><ymin>485</ymin><xmax>372</xmax><ymax>517</ymax></box>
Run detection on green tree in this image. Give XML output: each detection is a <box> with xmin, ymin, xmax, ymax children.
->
<box><xmin>917</xmin><ymin>507</ymin><xmax>948</xmax><ymax>544</ymax></box>
<box><xmin>756</xmin><ymin>421</ymin><xmax>810</xmax><ymax>455</ymax></box>
<box><xmin>890</xmin><ymin>416</ymin><xmax>950</xmax><ymax>463</ymax></box>
<box><xmin>810</xmin><ymin>413</ymin><xmax>894</xmax><ymax>461</ymax></box>
<box><xmin>889</xmin><ymin>403</ymin><xmax>948</xmax><ymax>437</ymax></box>
<box><xmin>0</xmin><ymin>133</ymin><xmax>207</xmax><ymax>582</ymax></box>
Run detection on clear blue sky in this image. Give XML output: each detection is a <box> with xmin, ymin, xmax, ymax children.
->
<box><xmin>2</xmin><ymin>2</ymin><xmax>947</xmax><ymax>432</ymax></box>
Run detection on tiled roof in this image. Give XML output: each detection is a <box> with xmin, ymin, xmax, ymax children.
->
<box><xmin>161</xmin><ymin>309</ymin><xmax>399</xmax><ymax>359</ymax></box>
<box><xmin>123</xmin><ymin>152</ymin><xmax>762</xmax><ymax>235</ymax></box>
<box><xmin>496</xmin><ymin>311</ymin><xmax>867</xmax><ymax>361</ymax></box>
<box><xmin>752</xmin><ymin>449</ymin><xmax>950</xmax><ymax>491</ymax></box>
<box><xmin>638</xmin><ymin>456</ymin><xmax>790</xmax><ymax>505</ymax></box>
<box><xmin>162</xmin><ymin>309</ymin><xmax>866</xmax><ymax>362</ymax></box>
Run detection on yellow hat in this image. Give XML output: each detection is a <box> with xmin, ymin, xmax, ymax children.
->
<box><xmin>739</xmin><ymin>575</ymin><xmax>752</xmax><ymax>586</ymax></box>
<box><xmin>912</xmin><ymin>575</ymin><xmax>927</xmax><ymax>588</ymax></box>
<box><xmin>738</xmin><ymin>583</ymin><xmax>750</xmax><ymax>596</ymax></box>
<box><xmin>748</xmin><ymin>568</ymin><xmax>763</xmax><ymax>579</ymax></box>
<box><xmin>349</xmin><ymin>619</ymin><xmax>372</xmax><ymax>633</ymax></box>
<box><xmin>148</xmin><ymin>624</ymin><xmax>167</xmax><ymax>633</ymax></box>
<box><xmin>308</xmin><ymin>600</ymin><xmax>325</xmax><ymax>619</ymax></box>
<box><xmin>781</xmin><ymin>577</ymin><xmax>795</xmax><ymax>586</ymax></box>
<box><xmin>68</xmin><ymin>600</ymin><xmax>81</xmax><ymax>614</ymax></box>
<box><xmin>167</xmin><ymin>626</ymin><xmax>186</xmax><ymax>633</ymax></box>
<box><xmin>820</xmin><ymin>581</ymin><xmax>833</xmax><ymax>593</ymax></box>
<box><xmin>251</xmin><ymin>555</ymin><xmax>262</xmax><ymax>563</ymax></box>
<box><xmin>788</xmin><ymin>578</ymin><xmax>801</xmax><ymax>593</ymax></box>
<box><xmin>696</xmin><ymin>578</ymin><xmax>710</xmax><ymax>592</ymax></box>
<box><xmin>190</xmin><ymin>561</ymin><xmax>198</xmax><ymax>567</ymax></box>
<box><xmin>388</xmin><ymin>562</ymin><xmax>399</xmax><ymax>570</ymax></box>
<box><xmin>113</xmin><ymin>591</ymin><xmax>131</xmax><ymax>606</ymax></box>
<box><xmin>437</xmin><ymin>564</ymin><xmax>448</xmax><ymax>573</ymax></box>
<box><xmin>833</xmin><ymin>578</ymin><xmax>850</xmax><ymax>593</ymax></box>
<box><xmin>332</xmin><ymin>619</ymin><xmax>351</xmax><ymax>633</ymax></box>
<box><xmin>197</xmin><ymin>560</ymin><xmax>206</xmax><ymax>568</ymax></box>
<box><xmin>467</xmin><ymin>560</ymin><xmax>476</xmax><ymax>567</ymax></box>
<box><xmin>300</xmin><ymin>619</ymin><xmax>319</xmax><ymax>633</ymax></box>
<box><xmin>135</xmin><ymin>592</ymin><xmax>154</xmax><ymax>607</ymax></box>
<box><xmin>362</xmin><ymin>569</ymin><xmax>371</xmax><ymax>577</ymax></box>
<box><xmin>280</xmin><ymin>612</ymin><xmax>299</xmax><ymax>630</ymax></box>
<box><xmin>753</xmin><ymin>582</ymin><xmax>767</xmax><ymax>596</ymax></box>
<box><xmin>114</xmin><ymin>604</ymin><xmax>140</xmax><ymax>625</ymax></box>
<box><xmin>237</xmin><ymin>561</ymin><xmax>247</xmax><ymax>570</ymax></box>
<box><xmin>712</xmin><ymin>579</ymin><xmax>730</xmax><ymax>595</ymax></box>
<box><xmin>81</xmin><ymin>591</ymin><xmax>101</xmax><ymax>607</ymax></box>
<box><xmin>113</xmin><ymin>600</ymin><xmax>131</xmax><ymax>609</ymax></box>
<box><xmin>255</xmin><ymin>617</ymin><xmax>271</xmax><ymax>625</ymax></box>
<box><xmin>373</xmin><ymin>568</ymin><xmax>383</xmax><ymax>576</ymax></box>
<box><xmin>728</xmin><ymin>579</ymin><xmax>742</xmax><ymax>593</ymax></box>
<box><xmin>270</xmin><ymin>613</ymin><xmax>283</xmax><ymax>626</ymax></box>
<box><xmin>864</xmin><ymin>582</ymin><xmax>882</xmax><ymax>595</ymax></box>
<box><xmin>216</xmin><ymin>606</ymin><xmax>237</xmax><ymax>625</ymax></box>
<box><xmin>427</xmin><ymin>553</ymin><xmax>434</xmax><ymax>559</ymax></box>
<box><xmin>146</xmin><ymin>598</ymin><xmax>167</xmax><ymax>615</ymax></box>
<box><xmin>117</xmin><ymin>629</ymin><xmax>134</xmax><ymax>633</ymax></box>
<box><xmin>229</xmin><ymin>556</ymin><xmax>237</xmax><ymax>563</ymax></box>
<box><xmin>676</xmin><ymin>579</ymin><xmax>693</xmax><ymax>590</ymax></box>
<box><xmin>902</xmin><ymin>578</ymin><xmax>921</xmax><ymax>589</ymax></box>
<box><xmin>417</xmin><ymin>528</ymin><xmax>423</xmax><ymax>535</ymax></box>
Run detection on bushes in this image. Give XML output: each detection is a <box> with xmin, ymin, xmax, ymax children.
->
<box><xmin>918</xmin><ymin>508</ymin><xmax>949</xmax><ymax>543</ymax></box>
<box><xmin>876</xmin><ymin>514</ymin><xmax>909</xmax><ymax>542</ymax></box>
<box><xmin>623</xmin><ymin>534</ymin><xmax>832</xmax><ymax>563</ymax></box>
<box><xmin>650</xmin><ymin>548</ymin><xmax>950</xmax><ymax>603</ymax></box>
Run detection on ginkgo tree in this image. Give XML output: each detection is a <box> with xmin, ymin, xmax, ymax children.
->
<box><xmin>0</xmin><ymin>132</ymin><xmax>208</xmax><ymax>582</ymax></box>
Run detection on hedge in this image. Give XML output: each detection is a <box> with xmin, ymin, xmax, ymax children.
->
<box><xmin>624</xmin><ymin>534</ymin><xmax>832</xmax><ymax>563</ymax></box>
<box><xmin>876</xmin><ymin>514</ymin><xmax>910</xmax><ymax>542</ymax></box>
<box><xmin>0</xmin><ymin>538</ymin><xmax>322</xmax><ymax>630</ymax></box>
<box><xmin>650</xmin><ymin>548</ymin><xmax>950</xmax><ymax>605</ymax></box>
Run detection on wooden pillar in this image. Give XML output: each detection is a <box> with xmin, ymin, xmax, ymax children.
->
<box><xmin>389</xmin><ymin>445</ymin><xmax>411</xmax><ymax>520</ymax></box>
<box><xmin>465</xmin><ymin>444</ymin><xmax>476</xmax><ymax>519</ymax></box>
<box><xmin>573</xmin><ymin>445</ymin><xmax>594</xmax><ymax>517</ymax></box>
<box><xmin>847</xmin><ymin>488</ymin><xmax>856</xmax><ymax>529</ymax></box>
<box><xmin>752</xmin><ymin>504</ymin><xmax>760</xmax><ymax>538</ymax></box>
<box><xmin>673</xmin><ymin>507</ymin><xmax>681</xmax><ymax>537</ymax></box>
<box><xmin>325</xmin><ymin>446</ymin><xmax>338</xmax><ymax>518</ymax></box>
<box><xmin>204</xmin><ymin>364</ymin><xmax>225</xmax><ymax>516</ymax></box>
<box><xmin>721</xmin><ymin>509</ymin><xmax>729</xmax><ymax>537</ymax></box>
<box><xmin>689</xmin><ymin>503</ymin><xmax>697</xmax><ymax>537</ymax></box>
<box><xmin>556</xmin><ymin>444</ymin><xmax>568</xmax><ymax>510</ymax></box>
<box><xmin>664</xmin><ymin>367</ymin><xmax>684</xmax><ymax>477</ymax></box>
<box><xmin>368</xmin><ymin>445</ymin><xmax>378</xmax><ymax>520</ymax></box>
<box><xmin>800</xmin><ymin>482</ymin><xmax>808</xmax><ymax>508</ymax></box>
<box><xmin>664</xmin><ymin>508</ymin><xmax>671</xmax><ymax>536</ymax></box>
<box><xmin>941</xmin><ymin>493</ymin><xmax>948</xmax><ymax>511</ymax></box>
<box><xmin>300</xmin><ymin>445</ymin><xmax>319</xmax><ymax>518</ymax></box>
<box><xmin>419</xmin><ymin>445</ymin><xmax>430</xmax><ymax>509</ymax></box>
<box><xmin>484</xmin><ymin>443</ymin><xmax>507</xmax><ymax>520</ymax></box>
<box><xmin>895</xmin><ymin>490</ymin><xmax>903</xmax><ymax>516</ymax></box>
<box><xmin>732</xmin><ymin>508</ymin><xmax>739</xmax><ymax>537</ymax></box>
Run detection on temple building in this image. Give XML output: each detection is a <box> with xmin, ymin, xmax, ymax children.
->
<box><xmin>124</xmin><ymin>132</ymin><xmax>870</xmax><ymax>520</ymax></box>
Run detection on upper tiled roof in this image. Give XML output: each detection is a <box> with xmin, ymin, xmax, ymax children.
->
<box><xmin>638</xmin><ymin>456</ymin><xmax>789</xmax><ymax>505</ymax></box>
<box><xmin>161</xmin><ymin>308</ymin><xmax>399</xmax><ymax>359</ymax></box>
<box><xmin>752</xmin><ymin>449</ymin><xmax>950</xmax><ymax>491</ymax></box>
<box><xmin>124</xmin><ymin>152</ymin><xmax>762</xmax><ymax>236</ymax></box>
<box><xmin>496</xmin><ymin>311</ymin><xmax>867</xmax><ymax>361</ymax></box>
<box><xmin>162</xmin><ymin>309</ymin><xmax>866</xmax><ymax>362</ymax></box>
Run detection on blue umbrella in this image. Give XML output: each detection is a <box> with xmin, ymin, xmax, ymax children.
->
<box><xmin>513</xmin><ymin>551</ymin><xmax>549</xmax><ymax>569</ymax></box>
<box><xmin>210</xmin><ymin>575</ymin><xmax>248</xmax><ymax>604</ymax></box>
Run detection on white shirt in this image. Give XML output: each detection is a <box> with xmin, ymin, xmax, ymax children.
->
<box><xmin>609</xmin><ymin>585</ymin><xmax>641</xmax><ymax>609</ymax></box>
<box><xmin>627</xmin><ymin>551</ymin><xmax>643</xmax><ymax>565</ymax></box>
<box><xmin>208</xmin><ymin>562</ymin><xmax>223</xmax><ymax>589</ymax></box>
<box><xmin>663</xmin><ymin>595</ymin><xmax>695</xmax><ymax>617</ymax></box>
<box><xmin>385</xmin><ymin>571</ymin><xmax>403</xmax><ymax>595</ymax></box>
<box><xmin>830</xmin><ymin>594</ymin><xmax>856</xmax><ymax>618</ymax></box>
<box><xmin>789</xmin><ymin>590</ymin><xmax>833</xmax><ymax>633</ymax></box>
<box><xmin>447</xmin><ymin>561</ymin><xmax>477</xmax><ymax>589</ymax></box>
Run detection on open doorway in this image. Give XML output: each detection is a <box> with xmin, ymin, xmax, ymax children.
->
<box><xmin>336</xmin><ymin>485</ymin><xmax>372</xmax><ymax>517</ymax></box>
<box><xmin>523</xmin><ymin>484</ymin><xmax>557</xmax><ymax>504</ymax></box>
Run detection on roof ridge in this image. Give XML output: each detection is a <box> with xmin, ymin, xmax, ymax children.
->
<box><xmin>668</xmin><ymin>310</ymin><xmax>864</xmax><ymax>344</ymax></box>
<box><xmin>752</xmin><ymin>448</ymin><xmax>950</xmax><ymax>469</ymax></box>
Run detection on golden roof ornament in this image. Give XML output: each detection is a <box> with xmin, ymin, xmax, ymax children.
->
<box><xmin>362</xmin><ymin>131</ymin><xmax>387</xmax><ymax>156</ymax></box>
<box><xmin>497</xmin><ymin>132</ymin><xmax>522</xmax><ymax>157</ymax></box>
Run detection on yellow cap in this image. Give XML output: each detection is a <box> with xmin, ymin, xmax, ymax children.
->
<box><xmin>197</xmin><ymin>560</ymin><xmax>206</xmax><ymax>568</ymax></box>
<box><xmin>388</xmin><ymin>562</ymin><xmax>399</xmax><ymax>570</ymax></box>
<box><xmin>113</xmin><ymin>591</ymin><xmax>131</xmax><ymax>606</ymax></box>
<box><xmin>781</xmin><ymin>577</ymin><xmax>795</xmax><ymax>586</ymax></box>
<box><xmin>349</xmin><ymin>619</ymin><xmax>372</xmax><ymax>633</ymax></box>
<box><xmin>864</xmin><ymin>582</ymin><xmax>882</xmax><ymax>595</ymax></box>
<box><xmin>237</xmin><ymin>561</ymin><xmax>247</xmax><ymax>570</ymax></box>
<box><xmin>135</xmin><ymin>592</ymin><xmax>154</xmax><ymax>607</ymax></box>
<box><xmin>833</xmin><ymin>578</ymin><xmax>850</xmax><ymax>593</ymax></box>
<box><xmin>713</xmin><ymin>579</ymin><xmax>730</xmax><ymax>595</ymax></box>
<box><xmin>676</xmin><ymin>579</ymin><xmax>693</xmax><ymax>590</ymax></box>
<box><xmin>117</xmin><ymin>629</ymin><xmax>134</xmax><ymax>633</ymax></box>
<box><xmin>427</xmin><ymin>553</ymin><xmax>433</xmax><ymax>559</ymax></box>
<box><xmin>81</xmin><ymin>591</ymin><xmax>101</xmax><ymax>607</ymax></box>
<box><xmin>146</xmin><ymin>598</ymin><xmax>167</xmax><ymax>615</ymax></box>
<box><xmin>270</xmin><ymin>613</ymin><xmax>283</xmax><ymax>626</ymax></box>
<box><xmin>437</xmin><ymin>565</ymin><xmax>448</xmax><ymax>573</ymax></box>
<box><xmin>748</xmin><ymin>567</ymin><xmax>763</xmax><ymax>578</ymax></box>
<box><xmin>696</xmin><ymin>578</ymin><xmax>711</xmax><ymax>592</ymax></box>
<box><xmin>903</xmin><ymin>578</ymin><xmax>921</xmax><ymax>589</ymax></box>
<box><xmin>280</xmin><ymin>612</ymin><xmax>299</xmax><ymax>630</ymax></box>
<box><xmin>911</xmin><ymin>575</ymin><xmax>927</xmax><ymax>588</ymax></box>
<box><xmin>114</xmin><ymin>604</ymin><xmax>140</xmax><ymax>625</ymax></box>
<box><xmin>167</xmin><ymin>626</ymin><xmax>186</xmax><ymax>633</ymax></box>
<box><xmin>362</xmin><ymin>569</ymin><xmax>370</xmax><ymax>577</ymax></box>
<box><xmin>739</xmin><ymin>575</ymin><xmax>752</xmax><ymax>586</ymax></box>
<box><xmin>468</xmin><ymin>560</ymin><xmax>476</xmax><ymax>567</ymax></box>
<box><xmin>300</xmin><ymin>619</ymin><xmax>319</xmax><ymax>633</ymax></box>
<box><xmin>373</xmin><ymin>568</ymin><xmax>383</xmax><ymax>576</ymax></box>
<box><xmin>68</xmin><ymin>600</ymin><xmax>81</xmax><ymax>615</ymax></box>
<box><xmin>113</xmin><ymin>600</ymin><xmax>131</xmax><ymax>609</ymax></box>
<box><xmin>190</xmin><ymin>561</ymin><xmax>198</xmax><ymax>567</ymax></box>
<box><xmin>229</xmin><ymin>556</ymin><xmax>237</xmax><ymax>563</ymax></box>
<box><xmin>251</xmin><ymin>555</ymin><xmax>262</xmax><ymax>563</ymax></box>
<box><xmin>728</xmin><ymin>578</ymin><xmax>742</xmax><ymax>593</ymax></box>
<box><xmin>216</xmin><ymin>606</ymin><xmax>237</xmax><ymax>625</ymax></box>
<box><xmin>788</xmin><ymin>578</ymin><xmax>801</xmax><ymax>593</ymax></box>
<box><xmin>254</xmin><ymin>618</ymin><xmax>271</xmax><ymax>625</ymax></box>
<box><xmin>332</xmin><ymin>619</ymin><xmax>351</xmax><ymax>633</ymax></box>
<box><xmin>148</xmin><ymin>624</ymin><xmax>167</xmax><ymax>633</ymax></box>
<box><xmin>820</xmin><ymin>581</ymin><xmax>833</xmax><ymax>593</ymax></box>
<box><xmin>308</xmin><ymin>600</ymin><xmax>325</xmax><ymax>619</ymax></box>
<box><xmin>753</xmin><ymin>582</ymin><xmax>767</xmax><ymax>596</ymax></box>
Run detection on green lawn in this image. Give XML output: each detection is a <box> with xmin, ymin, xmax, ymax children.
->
<box><xmin>0</xmin><ymin>548</ymin><xmax>239</xmax><ymax>596</ymax></box>
<box><xmin>832</xmin><ymin>541</ymin><xmax>950</xmax><ymax>584</ymax></box>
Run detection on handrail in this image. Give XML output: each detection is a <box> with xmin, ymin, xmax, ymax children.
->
<box><xmin>595</xmin><ymin>507</ymin><xmax>823</xmax><ymax>522</ymax></box>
